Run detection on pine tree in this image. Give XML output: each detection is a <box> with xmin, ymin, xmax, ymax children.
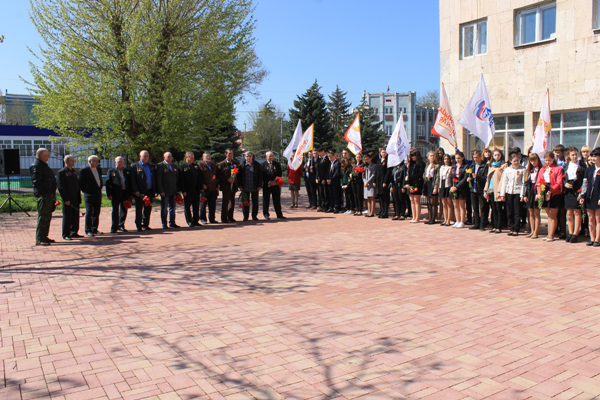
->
<box><xmin>355</xmin><ymin>94</ymin><xmax>385</xmax><ymax>155</ymax></box>
<box><xmin>206</xmin><ymin>114</ymin><xmax>242</xmax><ymax>163</ymax></box>
<box><xmin>287</xmin><ymin>80</ymin><xmax>333</xmax><ymax>150</ymax></box>
<box><xmin>327</xmin><ymin>85</ymin><xmax>352</xmax><ymax>151</ymax></box>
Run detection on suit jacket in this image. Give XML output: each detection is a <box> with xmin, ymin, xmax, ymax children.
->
<box><xmin>262</xmin><ymin>160</ymin><xmax>282</xmax><ymax>190</ymax></box>
<box><xmin>57</xmin><ymin>167</ymin><xmax>81</xmax><ymax>205</ymax></box>
<box><xmin>407</xmin><ymin>161</ymin><xmax>425</xmax><ymax>190</ymax></box>
<box><xmin>305</xmin><ymin>157</ymin><xmax>319</xmax><ymax>181</ymax></box>
<box><xmin>583</xmin><ymin>166</ymin><xmax>600</xmax><ymax>202</ymax></box>
<box><xmin>374</xmin><ymin>155</ymin><xmax>392</xmax><ymax>195</ymax></box>
<box><xmin>178</xmin><ymin>162</ymin><xmax>203</xmax><ymax>195</ymax></box>
<box><xmin>449</xmin><ymin>163</ymin><xmax>469</xmax><ymax>189</ymax></box>
<box><xmin>198</xmin><ymin>161</ymin><xmax>219</xmax><ymax>191</ymax></box>
<box><xmin>106</xmin><ymin>167</ymin><xmax>132</xmax><ymax>201</ymax></box>
<box><xmin>238</xmin><ymin>160</ymin><xmax>262</xmax><ymax>191</ymax></box>
<box><xmin>473</xmin><ymin>162</ymin><xmax>489</xmax><ymax>195</ymax></box>
<box><xmin>130</xmin><ymin>161</ymin><xmax>156</xmax><ymax>197</ymax></box>
<box><xmin>79</xmin><ymin>166</ymin><xmax>103</xmax><ymax>203</ymax></box>
<box><xmin>217</xmin><ymin>159</ymin><xmax>240</xmax><ymax>193</ymax></box>
<box><xmin>156</xmin><ymin>161</ymin><xmax>178</xmax><ymax>197</ymax></box>
<box><xmin>327</xmin><ymin>159</ymin><xmax>341</xmax><ymax>184</ymax></box>
<box><xmin>30</xmin><ymin>159</ymin><xmax>57</xmax><ymax>198</ymax></box>
<box><xmin>317</xmin><ymin>156</ymin><xmax>331</xmax><ymax>182</ymax></box>
<box><xmin>423</xmin><ymin>164</ymin><xmax>441</xmax><ymax>190</ymax></box>
<box><xmin>392</xmin><ymin>163</ymin><xmax>407</xmax><ymax>187</ymax></box>
<box><xmin>562</xmin><ymin>161</ymin><xmax>586</xmax><ymax>194</ymax></box>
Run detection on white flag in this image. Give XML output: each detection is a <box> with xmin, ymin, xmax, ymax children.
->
<box><xmin>431</xmin><ymin>83</ymin><xmax>458</xmax><ymax>148</ymax></box>
<box><xmin>344</xmin><ymin>113</ymin><xmax>362</xmax><ymax>155</ymax></box>
<box><xmin>386</xmin><ymin>111</ymin><xmax>410</xmax><ymax>168</ymax></box>
<box><xmin>531</xmin><ymin>90</ymin><xmax>551</xmax><ymax>156</ymax></box>
<box><xmin>458</xmin><ymin>73</ymin><xmax>496</xmax><ymax>146</ymax></box>
<box><xmin>290</xmin><ymin>123</ymin><xmax>314</xmax><ymax>170</ymax></box>
<box><xmin>284</xmin><ymin>120</ymin><xmax>303</xmax><ymax>166</ymax></box>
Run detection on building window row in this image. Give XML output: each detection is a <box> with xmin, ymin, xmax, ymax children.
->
<box><xmin>0</xmin><ymin>139</ymin><xmax>66</xmax><ymax>157</ymax></box>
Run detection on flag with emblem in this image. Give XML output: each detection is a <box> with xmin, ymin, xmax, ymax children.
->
<box><xmin>531</xmin><ymin>89</ymin><xmax>551</xmax><ymax>156</ymax></box>
<box><xmin>343</xmin><ymin>113</ymin><xmax>362</xmax><ymax>155</ymax></box>
<box><xmin>458</xmin><ymin>73</ymin><xmax>496</xmax><ymax>146</ymax></box>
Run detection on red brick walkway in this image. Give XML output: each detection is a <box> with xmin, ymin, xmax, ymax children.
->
<box><xmin>1</xmin><ymin>194</ymin><xmax>600</xmax><ymax>399</ymax></box>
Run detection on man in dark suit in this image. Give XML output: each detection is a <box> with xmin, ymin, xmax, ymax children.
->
<box><xmin>468</xmin><ymin>150</ymin><xmax>489</xmax><ymax>231</ymax></box>
<box><xmin>217</xmin><ymin>148</ymin><xmax>240</xmax><ymax>223</ymax></box>
<box><xmin>238</xmin><ymin>152</ymin><xmax>262</xmax><ymax>221</ymax></box>
<box><xmin>178</xmin><ymin>151</ymin><xmax>203</xmax><ymax>227</ymax></box>
<box><xmin>56</xmin><ymin>154</ymin><xmax>81</xmax><ymax>240</ymax></box>
<box><xmin>156</xmin><ymin>152</ymin><xmax>180</xmax><ymax>229</ymax></box>
<box><xmin>79</xmin><ymin>155</ymin><xmax>103</xmax><ymax>236</ymax></box>
<box><xmin>198</xmin><ymin>152</ymin><xmax>219</xmax><ymax>224</ymax></box>
<box><xmin>106</xmin><ymin>156</ymin><xmax>132</xmax><ymax>233</ymax></box>
<box><xmin>317</xmin><ymin>148</ymin><xmax>330</xmax><ymax>211</ymax></box>
<box><xmin>305</xmin><ymin>150</ymin><xmax>319</xmax><ymax>209</ymax></box>
<box><xmin>30</xmin><ymin>148</ymin><xmax>57</xmax><ymax>246</ymax></box>
<box><xmin>326</xmin><ymin>150</ymin><xmax>342</xmax><ymax>213</ymax></box>
<box><xmin>262</xmin><ymin>151</ymin><xmax>285</xmax><ymax>220</ymax></box>
<box><xmin>374</xmin><ymin>147</ymin><xmax>392</xmax><ymax>218</ymax></box>
<box><xmin>130</xmin><ymin>150</ymin><xmax>156</xmax><ymax>231</ymax></box>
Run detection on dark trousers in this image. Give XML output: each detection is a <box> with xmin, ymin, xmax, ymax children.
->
<box><xmin>160</xmin><ymin>195</ymin><xmax>176</xmax><ymax>227</ymax></box>
<box><xmin>84</xmin><ymin>195</ymin><xmax>101</xmax><ymax>233</ymax></box>
<box><xmin>242</xmin><ymin>190</ymin><xmax>259</xmax><ymax>219</ymax></box>
<box><xmin>480</xmin><ymin>193</ymin><xmax>490</xmax><ymax>226</ymax></box>
<box><xmin>466</xmin><ymin>190</ymin><xmax>473</xmax><ymax>222</ymax></box>
<box><xmin>221</xmin><ymin>189</ymin><xmax>236</xmax><ymax>222</ymax></box>
<box><xmin>392</xmin><ymin>186</ymin><xmax>406</xmax><ymax>217</ymax></box>
<box><xmin>263</xmin><ymin>186</ymin><xmax>283</xmax><ymax>217</ymax></box>
<box><xmin>110</xmin><ymin>198</ymin><xmax>127</xmax><ymax>231</ymax></box>
<box><xmin>35</xmin><ymin>196</ymin><xmax>54</xmax><ymax>242</ymax></box>
<box><xmin>404</xmin><ymin>192</ymin><xmax>412</xmax><ymax>216</ymax></box>
<box><xmin>135</xmin><ymin>195</ymin><xmax>153</xmax><ymax>228</ymax></box>
<box><xmin>378</xmin><ymin>192</ymin><xmax>390</xmax><ymax>216</ymax></box>
<box><xmin>183</xmin><ymin>192</ymin><xmax>199</xmax><ymax>225</ymax></box>
<box><xmin>62</xmin><ymin>202</ymin><xmax>80</xmax><ymax>238</ymax></box>
<box><xmin>471</xmin><ymin>192</ymin><xmax>481</xmax><ymax>227</ymax></box>
<box><xmin>200</xmin><ymin>190</ymin><xmax>218</xmax><ymax>222</ymax></box>
<box><xmin>491</xmin><ymin>198</ymin><xmax>505</xmax><ymax>230</ymax></box>
<box><xmin>327</xmin><ymin>183</ymin><xmax>341</xmax><ymax>211</ymax></box>
<box><xmin>318</xmin><ymin>181</ymin><xmax>329</xmax><ymax>208</ymax></box>
<box><xmin>344</xmin><ymin>187</ymin><xmax>354</xmax><ymax>210</ymax></box>
<box><xmin>306</xmin><ymin>178</ymin><xmax>317</xmax><ymax>207</ymax></box>
<box><xmin>505</xmin><ymin>193</ymin><xmax>522</xmax><ymax>232</ymax></box>
<box><xmin>352</xmin><ymin>180</ymin><xmax>364</xmax><ymax>213</ymax></box>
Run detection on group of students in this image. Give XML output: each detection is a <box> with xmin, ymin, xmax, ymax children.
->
<box><xmin>303</xmin><ymin>143</ymin><xmax>600</xmax><ymax>246</ymax></box>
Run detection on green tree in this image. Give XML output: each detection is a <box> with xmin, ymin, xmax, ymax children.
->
<box><xmin>205</xmin><ymin>112</ymin><xmax>242</xmax><ymax>163</ymax></box>
<box><xmin>245</xmin><ymin>102</ymin><xmax>284</xmax><ymax>158</ymax></box>
<box><xmin>27</xmin><ymin>0</ymin><xmax>266</xmax><ymax>162</ymax></box>
<box><xmin>355</xmin><ymin>94</ymin><xmax>384</xmax><ymax>154</ymax></box>
<box><xmin>287</xmin><ymin>80</ymin><xmax>333</xmax><ymax>150</ymax></box>
<box><xmin>327</xmin><ymin>85</ymin><xmax>352</xmax><ymax>151</ymax></box>
<box><xmin>417</xmin><ymin>90</ymin><xmax>440</xmax><ymax>109</ymax></box>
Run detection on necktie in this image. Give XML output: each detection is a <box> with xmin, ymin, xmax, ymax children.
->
<box><xmin>119</xmin><ymin>169</ymin><xmax>125</xmax><ymax>190</ymax></box>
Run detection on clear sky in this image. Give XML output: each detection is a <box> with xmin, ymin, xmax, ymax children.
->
<box><xmin>0</xmin><ymin>0</ymin><xmax>441</xmax><ymax>131</ymax></box>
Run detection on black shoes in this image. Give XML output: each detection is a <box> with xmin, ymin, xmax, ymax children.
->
<box><xmin>63</xmin><ymin>236</ymin><xmax>72</xmax><ymax>241</ymax></box>
<box><xmin>170</xmin><ymin>224</ymin><xmax>181</xmax><ymax>228</ymax></box>
<box><xmin>277</xmin><ymin>215</ymin><xmax>287</xmax><ymax>219</ymax></box>
<box><xmin>469</xmin><ymin>225</ymin><xmax>479</xmax><ymax>230</ymax></box>
<box><xmin>118</xmin><ymin>227</ymin><xmax>128</xmax><ymax>232</ymax></box>
<box><xmin>86</xmin><ymin>232</ymin><xmax>94</xmax><ymax>237</ymax></box>
<box><xmin>263</xmin><ymin>215</ymin><xmax>271</xmax><ymax>220</ymax></box>
<box><xmin>71</xmin><ymin>233</ymin><xmax>84</xmax><ymax>238</ymax></box>
<box><xmin>252</xmin><ymin>217</ymin><xmax>259</xmax><ymax>221</ymax></box>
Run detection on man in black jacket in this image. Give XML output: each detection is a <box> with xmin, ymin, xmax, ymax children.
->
<box><xmin>262</xmin><ymin>151</ymin><xmax>285</xmax><ymax>220</ymax></box>
<box><xmin>130</xmin><ymin>150</ymin><xmax>156</xmax><ymax>231</ymax></box>
<box><xmin>317</xmin><ymin>148</ymin><xmax>330</xmax><ymax>211</ymax></box>
<box><xmin>30</xmin><ymin>148</ymin><xmax>57</xmax><ymax>246</ymax></box>
<box><xmin>305</xmin><ymin>150</ymin><xmax>319</xmax><ymax>209</ymax></box>
<box><xmin>326</xmin><ymin>150</ymin><xmax>341</xmax><ymax>213</ymax></box>
<box><xmin>79</xmin><ymin>155</ymin><xmax>103</xmax><ymax>236</ymax></box>
<box><xmin>238</xmin><ymin>152</ymin><xmax>262</xmax><ymax>221</ymax></box>
<box><xmin>56</xmin><ymin>155</ymin><xmax>81</xmax><ymax>240</ymax></box>
<box><xmin>156</xmin><ymin>152</ymin><xmax>180</xmax><ymax>229</ymax></box>
<box><xmin>106</xmin><ymin>156</ymin><xmax>132</xmax><ymax>233</ymax></box>
<box><xmin>178</xmin><ymin>151</ymin><xmax>203</xmax><ymax>227</ymax></box>
<box><xmin>375</xmin><ymin>147</ymin><xmax>392</xmax><ymax>218</ymax></box>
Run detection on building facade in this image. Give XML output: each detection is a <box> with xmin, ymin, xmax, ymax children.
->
<box><xmin>364</xmin><ymin>91</ymin><xmax>439</xmax><ymax>154</ymax></box>
<box><xmin>440</xmin><ymin>0</ymin><xmax>600</xmax><ymax>155</ymax></box>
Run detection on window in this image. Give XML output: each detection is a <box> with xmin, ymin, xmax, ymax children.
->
<box><xmin>546</xmin><ymin>110</ymin><xmax>600</xmax><ymax>150</ymax></box>
<box><xmin>516</xmin><ymin>3</ymin><xmax>556</xmax><ymax>46</ymax></box>
<box><xmin>385</xmin><ymin>125</ymin><xmax>392</xmax><ymax>136</ymax></box>
<box><xmin>595</xmin><ymin>0</ymin><xmax>600</xmax><ymax>29</ymax></box>
<box><xmin>460</xmin><ymin>19</ymin><xmax>487</xmax><ymax>58</ymax></box>
<box><xmin>13</xmin><ymin>140</ymin><xmax>33</xmax><ymax>156</ymax></box>
<box><xmin>469</xmin><ymin>114</ymin><xmax>523</xmax><ymax>159</ymax></box>
<box><xmin>0</xmin><ymin>140</ymin><xmax>11</xmax><ymax>149</ymax></box>
<box><xmin>417</xmin><ymin>126</ymin><xmax>425</xmax><ymax>137</ymax></box>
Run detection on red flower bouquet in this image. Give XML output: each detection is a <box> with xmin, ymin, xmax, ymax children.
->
<box><xmin>143</xmin><ymin>195</ymin><xmax>152</xmax><ymax>207</ymax></box>
<box><xmin>54</xmin><ymin>201</ymin><xmax>61</xmax><ymax>207</ymax></box>
<box><xmin>536</xmin><ymin>178</ymin><xmax>547</xmax><ymax>209</ymax></box>
<box><xmin>123</xmin><ymin>200</ymin><xmax>132</xmax><ymax>209</ymax></box>
<box><xmin>452</xmin><ymin>177</ymin><xmax>458</xmax><ymax>199</ymax></box>
<box><xmin>199</xmin><ymin>193</ymin><xmax>207</xmax><ymax>203</ymax></box>
<box><xmin>230</xmin><ymin>168</ymin><xmax>239</xmax><ymax>190</ymax></box>
<box><xmin>238</xmin><ymin>191</ymin><xmax>249</xmax><ymax>207</ymax></box>
<box><xmin>174</xmin><ymin>194</ymin><xmax>184</xmax><ymax>205</ymax></box>
<box><xmin>275</xmin><ymin>176</ymin><xmax>284</xmax><ymax>187</ymax></box>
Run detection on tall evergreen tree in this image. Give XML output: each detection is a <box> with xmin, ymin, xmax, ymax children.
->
<box><xmin>355</xmin><ymin>94</ymin><xmax>385</xmax><ymax>155</ymax></box>
<box><xmin>205</xmin><ymin>113</ymin><xmax>242</xmax><ymax>163</ymax></box>
<box><xmin>327</xmin><ymin>85</ymin><xmax>352</xmax><ymax>151</ymax></box>
<box><xmin>287</xmin><ymin>80</ymin><xmax>333</xmax><ymax>150</ymax></box>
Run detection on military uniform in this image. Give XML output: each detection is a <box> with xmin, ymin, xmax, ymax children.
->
<box><xmin>57</xmin><ymin>166</ymin><xmax>81</xmax><ymax>239</ymax></box>
<box><xmin>30</xmin><ymin>158</ymin><xmax>57</xmax><ymax>244</ymax></box>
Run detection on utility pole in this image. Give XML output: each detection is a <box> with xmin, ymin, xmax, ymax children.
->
<box><xmin>280</xmin><ymin>115</ymin><xmax>283</xmax><ymax>162</ymax></box>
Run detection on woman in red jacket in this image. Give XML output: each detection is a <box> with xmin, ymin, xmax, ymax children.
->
<box><xmin>536</xmin><ymin>151</ymin><xmax>564</xmax><ymax>242</ymax></box>
<box><xmin>287</xmin><ymin>161</ymin><xmax>303</xmax><ymax>208</ymax></box>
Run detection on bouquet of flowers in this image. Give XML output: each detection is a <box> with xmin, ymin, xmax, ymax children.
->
<box><xmin>466</xmin><ymin>168</ymin><xmax>473</xmax><ymax>189</ymax></box>
<box><xmin>578</xmin><ymin>189</ymin><xmax>586</xmax><ymax>222</ymax></box>
<box><xmin>54</xmin><ymin>200</ymin><xmax>61</xmax><ymax>207</ymax></box>
<box><xmin>536</xmin><ymin>178</ymin><xmax>546</xmax><ymax>209</ymax></box>
<box><xmin>174</xmin><ymin>194</ymin><xmax>184</xmax><ymax>205</ymax></box>
<box><xmin>230</xmin><ymin>167</ymin><xmax>239</xmax><ymax>191</ymax></box>
<box><xmin>123</xmin><ymin>200</ymin><xmax>132</xmax><ymax>209</ymax></box>
<box><xmin>238</xmin><ymin>191</ymin><xmax>250</xmax><ymax>208</ymax></box>
<box><xmin>352</xmin><ymin>166</ymin><xmax>364</xmax><ymax>175</ymax></box>
<box><xmin>409</xmin><ymin>186</ymin><xmax>417</xmax><ymax>194</ymax></box>
<box><xmin>199</xmin><ymin>193</ymin><xmax>207</xmax><ymax>203</ymax></box>
<box><xmin>275</xmin><ymin>176</ymin><xmax>284</xmax><ymax>187</ymax></box>
<box><xmin>143</xmin><ymin>195</ymin><xmax>152</xmax><ymax>207</ymax></box>
<box><xmin>452</xmin><ymin>178</ymin><xmax>458</xmax><ymax>199</ymax></box>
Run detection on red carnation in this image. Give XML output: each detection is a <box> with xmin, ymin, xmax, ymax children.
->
<box><xmin>143</xmin><ymin>195</ymin><xmax>152</xmax><ymax>207</ymax></box>
<box><xmin>452</xmin><ymin>178</ymin><xmax>458</xmax><ymax>183</ymax></box>
<box><xmin>275</xmin><ymin>176</ymin><xmax>284</xmax><ymax>187</ymax></box>
<box><xmin>174</xmin><ymin>194</ymin><xmax>184</xmax><ymax>205</ymax></box>
<box><xmin>54</xmin><ymin>201</ymin><xmax>61</xmax><ymax>206</ymax></box>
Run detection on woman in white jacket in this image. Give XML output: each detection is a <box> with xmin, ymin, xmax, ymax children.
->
<box><xmin>500</xmin><ymin>153</ymin><xmax>526</xmax><ymax>236</ymax></box>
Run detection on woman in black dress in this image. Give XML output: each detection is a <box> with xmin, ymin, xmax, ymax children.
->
<box><xmin>405</xmin><ymin>148</ymin><xmax>425</xmax><ymax>223</ymax></box>
<box><xmin>438</xmin><ymin>154</ymin><xmax>455</xmax><ymax>226</ymax></box>
<box><xmin>579</xmin><ymin>148</ymin><xmax>600</xmax><ymax>246</ymax></box>
<box><xmin>522</xmin><ymin>153</ymin><xmax>542</xmax><ymax>238</ymax></box>
<box><xmin>449</xmin><ymin>151</ymin><xmax>469</xmax><ymax>229</ymax></box>
<box><xmin>563</xmin><ymin>147</ymin><xmax>586</xmax><ymax>243</ymax></box>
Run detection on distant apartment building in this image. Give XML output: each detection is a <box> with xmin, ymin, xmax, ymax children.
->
<box><xmin>440</xmin><ymin>0</ymin><xmax>600</xmax><ymax>155</ymax></box>
<box><xmin>364</xmin><ymin>91</ymin><xmax>439</xmax><ymax>154</ymax></box>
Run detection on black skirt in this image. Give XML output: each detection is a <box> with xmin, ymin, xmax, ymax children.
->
<box><xmin>544</xmin><ymin>193</ymin><xmax>564</xmax><ymax>209</ymax></box>
<box><xmin>439</xmin><ymin>179</ymin><xmax>449</xmax><ymax>198</ymax></box>
<box><xmin>564</xmin><ymin>191</ymin><xmax>580</xmax><ymax>210</ymax></box>
<box><xmin>585</xmin><ymin>188</ymin><xmax>600</xmax><ymax>210</ymax></box>
<box><xmin>424</xmin><ymin>180</ymin><xmax>437</xmax><ymax>197</ymax></box>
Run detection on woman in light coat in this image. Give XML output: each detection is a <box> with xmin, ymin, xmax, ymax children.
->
<box><xmin>499</xmin><ymin>153</ymin><xmax>526</xmax><ymax>236</ymax></box>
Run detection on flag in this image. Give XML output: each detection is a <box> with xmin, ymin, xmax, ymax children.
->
<box><xmin>343</xmin><ymin>113</ymin><xmax>362</xmax><ymax>155</ymax></box>
<box><xmin>283</xmin><ymin>119</ymin><xmax>303</xmax><ymax>167</ymax></box>
<box><xmin>431</xmin><ymin>83</ymin><xmax>458</xmax><ymax>148</ymax></box>
<box><xmin>531</xmin><ymin>90</ymin><xmax>551</xmax><ymax>156</ymax></box>
<box><xmin>290</xmin><ymin>124</ymin><xmax>314</xmax><ymax>170</ymax></box>
<box><xmin>458</xmin><ymin>73</ymin><xmax>495</xmax><ymax>146</ymax></box>
<box><xmin>386</xmin><ymin>111</ymin><xmax>410</xmax><ymax>168</ymax></box>
<box><xmin>387</xmin><ymin>86</ymin><xmax>390</xmax><ymax>93</ymax></box>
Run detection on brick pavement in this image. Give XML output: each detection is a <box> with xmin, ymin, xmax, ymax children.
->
<box><xmin>1</xmin><ymin>193</ymin><xmax>600</xmax><ymax>399</ymax></box>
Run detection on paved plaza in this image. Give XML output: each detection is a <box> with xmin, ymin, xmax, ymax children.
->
<box><xmin>1</xmin><ymin>194</ymin><xmax>600</xmax><ymax>400</ymax></box>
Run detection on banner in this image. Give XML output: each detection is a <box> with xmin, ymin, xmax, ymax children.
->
<box><xmin>386</xmin><ymin>111</ymin><xmax>410</xmax><ymax>168</ymax></box>
<box><xmin>531</xmin><ymin>90</ymin><xmax>552</xmax><ymax>156</ymax></box>
<box><xmin>458</xmin><ymin>73</ymin><xmax>496</xmax><ymax>146</ymax></box>
<box><xmin>431</xmin><ymin>83</ymin><xmax>458</xmax><ymax>148</ymax></box>
<box><xmin>283</xmin><ymin>119</ymin><xmax>303</xmax><ymax>166</ymax></box>
<box><xmin>343</xmin><ymin>113</ymin><xmax>362</xmax><ymax>155</ymax></box>
<box><xmin>290</xmin><ymin>123</ymin><xmax>314</xmax><ymax>170</ymax></box>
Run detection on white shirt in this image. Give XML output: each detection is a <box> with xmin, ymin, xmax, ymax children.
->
<box><xmin>426</xmin><ymin>164</ymin><xmax>434</xmax><ymax>178</ymax></box>
<box><xmin>530</xmin><ymin>167</ymin><xmax>539</xmax><ymax>183</ymax></box>
<box><xmin>566</xmin><ymin>162</ymin><xmax>579</xmax><ymax>180</ymax></box>
<box><xmin>543</xmin><ymin>168</ymin><xmax>551</xmax><ymax>183</ymax></box>
<box><xmin>91</xmin><ymin>167</ymin><xmax>100</xmax><ymax>187</ymax></box>
<box><xmin>440</xmin><ymin>165</ymin><xmax>451</xmax><ymax>180</ymax></box>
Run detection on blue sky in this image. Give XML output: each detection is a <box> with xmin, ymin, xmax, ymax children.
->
<box><xmin>0</xmin><ymin>0</ymin><xmax>441</xmax><ymax>130</ymax></box>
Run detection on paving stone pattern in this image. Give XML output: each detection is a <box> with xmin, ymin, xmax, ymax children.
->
<box><xmin>1</xmin><ymin>194</ymin><xmax>600</xmax><ymax>399</ymax></box>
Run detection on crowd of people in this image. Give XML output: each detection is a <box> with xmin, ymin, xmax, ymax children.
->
<box><xmin>28</xmin><ymin>142</ymin><xmax>600</xmax><ymax>248</ymax></box>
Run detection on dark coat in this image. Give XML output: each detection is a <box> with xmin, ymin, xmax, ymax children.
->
<box><xmin>130</xmin><ymin>161</ymin><xmax>156</xmax><ymax>197</ymax></box>
<box><xmin>391</xmin><ymin>162</ymin><xmax>407</xmax><ymax>187</ymax></box>
<box><xmin>407</xmin><ymin>160</ymin><xmax>425</xmax><ymax>190</ymax></box>
<box><xmin>198</xmin><ymin>161</ymin><xmax>219</xmax><ymax>191</ymax></box>
<box><xmin>327</xmin><ymin>159</ymin><xmax>341</xmax><ymax>184</ymax></box>
<box><xmin>261</xmin><ymin>160</ymin><xmax>283</xmax><ymax>185</ymax></box>
<box><xmin>305</xmin><ymin>157</ymin><xmax>319</xmax><ymax>182</ymax></box>
<box><xmin>473</xmin><ymin>162</ymin><xmax>489</xmax><ymax>195</ymax></box>
<box><xmin>30</xmin><ymin>159</ymin><xmax>57</xmax><ymax>198</ymax></box>
<box><xmin>317</xmin><ymin>156</ymin><xmax>331</xmax><ymax>182</ymax></box>
<box><xmin>178</xmin><ymin>162</ymin><xmax>203</xmax><ymax>195</ymax></box>
<box><xmin>562</xmin><ymin>161</ymin><xmax>586</xmax><ymax>194</ymax></box>
<box><xmin>57</xmin><ymin>167</ymin><xmax>81</xmax><ymax>205</ymax></box>
<box><xmin>217</xmin><ymin>159</ymin><xmax>240</xmax><ymax>192</ymax></box>
<box><xmin>106</xmin><ymin>167</ymin><xmax>132</xmax><ymax>201</ymax></box>
<box><xmin>156</xmin><ymin>161</ymin><xmax>178</xmax><ymax>197</ymax></box>
<box><xmin>238</xmin><ymin>159</ymin><xmax>262</xmax><ymax>191</ymax></box>
<box><xmin>374</xmin><ymin>155</ymin><xmax>392</xmax><ymax>195</ymax></box>
<box><xmin>79</xmin><ymin>166</ymin><xmax>104</xmax><ymax>203</ymax></box>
